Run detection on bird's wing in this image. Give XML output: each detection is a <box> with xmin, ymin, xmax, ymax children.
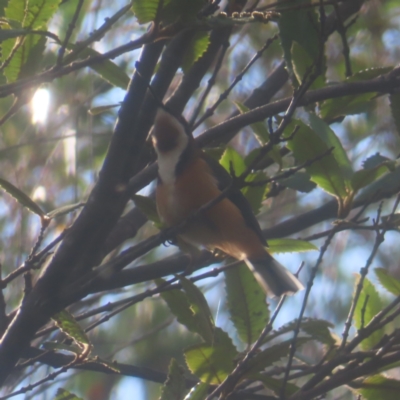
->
<box><xmin>201</xmin><ymin>152</ymin><xmax>267</xmax><ymax>245</ymax></box>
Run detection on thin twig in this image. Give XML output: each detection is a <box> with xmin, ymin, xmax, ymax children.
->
<box><xmin>57</xmin><ymin>0</ymin><xmax>85</xmax><ymax>65</ymax></box>
<box><xmin>189</xmin><ymin>37</ymin><xmax>230</xmax><ymax>126</ymax></box>
<box><xmin>193</xmin><ymin>35</ymin><xmax>278</xmax><ymax>129</ymax></box>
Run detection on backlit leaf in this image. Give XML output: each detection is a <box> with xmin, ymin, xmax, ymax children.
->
<box><xmin>225</xmin><ymin>263</ymin><xmax>269</xmax><ymax>346</ymax></box>
<box><xmin>353</xmin><ymin>276</ymin><xmax>384</xmax><ymax>350</ymax></box>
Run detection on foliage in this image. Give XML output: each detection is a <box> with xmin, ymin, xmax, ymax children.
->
<box><xmin>0</xmin><ymin>0</ymin><xmax>400</xmax><ymax>400</ymax></box>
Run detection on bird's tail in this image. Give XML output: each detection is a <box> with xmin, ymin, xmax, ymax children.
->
<box><xmin>245</xmin><ymin>255</ymin><xmax>304</xmax><ymax>297</ymax></box>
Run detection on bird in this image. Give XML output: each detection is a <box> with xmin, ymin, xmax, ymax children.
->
<box><xmin>151</xmin><ymin>108</ymin><xmax>304</xmax><ymax>297</ymax></box>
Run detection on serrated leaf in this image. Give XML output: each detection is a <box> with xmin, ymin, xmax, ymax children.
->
<box><xmin>268</xmin><ymin>239</ymin><xmax>318</xmax><ymax>254</ymax></box>
<box><xmin>220</xmin><ymin>148</ymin><xmax>268</xmax><ymax>214</ymax></box>
<box><xmin>179</xmin><ymin>276</ymin><xmax>215</xmax><ymax>343</ymax></box>
<box><xmin>225</xmin><ymin>263</ymin><xmax>269</xmax><ymax>346</ymax></box>
<box><xmin>264</xmin><ymin>318</ymin><xmax>335</xmax><ymax>346</ymax></box>
<box><xmin>284</xmin><ymin>119</ymin><xmax>348</xmax><ymax>200</ymax></box>
<box><xmin>0</xmin><ymin>177</ymin><xmax>45</xmax><ymax>217</ymax></box>
<box><xmin>243</xmin><ymin>337</ymin><xmax>311</xmax><ymax>378</ymax></box>
<box><xmin>220</xmin><ymin>147</ymin><xmax>246</xmax><ymax>176</ymax></box>
<box><xmin>356</xmin><ymin>164</ymin><xmax>400</xmax><ymax>204</ymax></box>
<box><xmin>356</xmin><ymin>375</ymin><xmax>400</xmax><ymax>400</ymax></box>
<box><xmin>184</xmin><ymin>382</ymin><xmax>209</xmax><ymax>400</ymax></box>
<box><xmin>182</xmin><ymin>31</ymin><xmax>210</xmax><ymax>73</ymax></box>
<box><xmin>241</xmin><ymin>171</ymin><xmax>269</xmax><ymax>215</ymax></box>
<box><xmin>291</xmin><ymin>41</ymin><xmax>325</xmax><ymax>89</ymax></box>
<box><xmin>301</xmin><ymin>319</ymin><xmax>336</xmax><ymax>346</ymax></box>
<box><xmin>351</xmin><ymin>164</ymin><xmax>391</xmax><ymax>192</ymax></box>
<box><xmin>17</xmin><ymin>35</ymin><xmax>46</xmax><ymax>80</ymax></box>
<box><xmin>159</xmin><ymin>279</ymin><xmax>214</xmax><ymax>343</ymax></box>
<box><xmin>280</xmin><ymin>171</ymin><xmax>316</xmax><ymax>193</ymax></box>
<box><xmin>47</xmin><ymin>202</ymin><xmax>84</xmax><ymax>219</ymax></box>
<box><xmin>132</xmin><ymin>0</ymin><xmax>160</xmax><ymax>24</ymax></box>
<box><xmin>308</xmin><ymin>113</ymin><xmax>353</xmax><ymax>182</ymax></box>
<box><xmin>320</xmin><ymin>67</ymin><xmax>393</xmax><ymax>121</ymax></box>
<box><xmin>2</xmin><ymin>0</ymin><xmax>59</xmax><ymax>82</ymax></box>
<box><xmin>353</xmin><ymin>276</ymin><xmax>384</xmax><ymax>350</ymax></box>
<box><xmin>389</xmin><ymin>93</ymin><xmax>400</xmax><ymax>136</ymax></box>
<box><xmin>65</xmin><ymin>46</ymin><xmax>130</xmax><ymax>89</ymax></box>
<box><xmin>278</xmin><ymin>0</ymin><xmax>322</xmax><ymax>83</ymax></box>
<box><xmin>54</xmin><ymin>388</ymin><xmax>84</xmax><ymax>400</ymax></box>
<box><xmin>52</xmin><ymin>310</ymin><xmax>91</xmax><ymax>354</ymax></box>
<box><xmin>132</xmin><ymin>194</ymin><xmax>162</xmax><ymax>228</ymax></box>
<box><xmin>363</xmin><ymin>153</ymin><xmax>392</xmax><ymax>170</ymax></box>
<box><xmin>160</xmin><ymin>358</ymin><xmax>187</xmax><ymax>400</ymax></box>
<box><xmin>375</xmin><ymin>268</ymin><xmax>400</xmax><ymax>296</ymax></box>
<box><xmin>184</xmin><ymin>328</ymin><xmax>237</xmax><ymax>385</ymax></box>
<box><xmin>235</xmin><ymin>102</ymin><xmax>270</xmax><ymax>143</ymax></box>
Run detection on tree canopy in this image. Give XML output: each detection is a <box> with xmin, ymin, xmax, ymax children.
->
<box><xmin>0</xmin><ymin>0</ymin><xmax>400</xmax><ymax>399</ymax></box>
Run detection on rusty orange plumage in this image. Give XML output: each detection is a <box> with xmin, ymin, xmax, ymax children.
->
<box><xmin>151</xmin><ymin>109</ymin><xmax>303</xmax><ymax>297</ymax></box>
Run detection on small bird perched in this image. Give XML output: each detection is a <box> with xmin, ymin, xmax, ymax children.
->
<box><xmin>151</xmin><ymin>108</ymin><xmax>303</xmax><ymax>297</ymax></box>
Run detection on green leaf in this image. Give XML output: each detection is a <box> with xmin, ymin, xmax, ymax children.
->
<box><xmin>389</xmin><ymin>93</ymin><xmax>400</xmax><ymax>136</ymax></box>
<box><xmin>268</xmin><ymin>239</ymin><xmax>318</xmax><ymax>254</ymax></box>
<box><xmin>278</xmin><ymin>0</ymin><xmax>322</xmax><ymax>84</ymax></box>
<box><xmin>179</xmin><ymin>276</ymin><xmax>215</xmax><ymax>343</ymax></box>
<box><xmin>353</xmin><ymin>276</ymin><xmax>384</xmax><ymax>350</ymax></box>
<box><xmin>47</xmin><ymin>202</ymin><xmax>85</xmax><ymax>219</ymax></box>
<box><xmin>54</xmin><ymin>388</ymin><xmax>84</xmax><ymax>400</ymax></box>
<box><xmin>351</xmin><ymin>165</ymin><xmax>391</xmax><ymax>192</ymax></box>
<box><xmin>66</xmin><ymin>46</ymin><xmax>130</xmax><ymax>89</ymax></box>
<box><xmin>0</xmin><ymin>177</ymin><xmax>45</xmax><ymax>217</ymax></box>
<box><xmin>184</xmin><ymin>328</ymin><xmax>238</xmax><ymax>385</ymax></box>
<box><xmin>356</xmin><ymin>164</ymin><xmax>400</xmax><ymax>204</ymax></box>
<box><xmin>220</xmin><ymin>148</ymin><xmax>269</xmax><ymax>214</ymax></box>
<box><xmin>243</xmin><ymin>337</ymin><xmax>311</xmax><ymax>378</ymax></box>
<box><xmin>225</xmin><ymin>263</ymin><xmax>269</xmax><ymax>346</ymax></box>
<box><xmin>320</xmin><ymin>67</ymin><xmax>393</xmax><ymax>121</ymax></box>
<box><xmin>220</xmin><ymin>147</ymin><xmax>246</xmax><ymax>176</ymax></box>
<box><xmin>291</xmin><ymin>41</ymin><xmax>325</xmax><ymax>89</ymax></box>
<box><xmin>159</xmin><ymin>279</ymin><xmax>214</xmax><ymax>343</ymax></box>
<box><xmin>257</xmin><ymin>375</ymin><xmax>300</xmax><ymax>397</ymax></box>
<box><xmin>184</xmin><ymin>382</ymin><xmax>209</xmax><ymax>400</ymax></box>
<box><xmin>236</xmin><ymin>102</ymin><xmax>282</xmax><ymax>165</ymax></box>
<box><xmin>42</xmin><ymin>341</ymin><xmax>82</xmax><ymax>354</ymax></box>
<box><xmin>161</xmin><ymin>0</ymin><xmax>205</xmax><ymax>25</ymax></box>
<box><xmin>308</xmin><ymin>113</ymin><xmax>353</xmax><ymax>182</ymax></box>
<box><xmin>264</xmin><ymin>318</ymin><xmax>335</xmax><ymax>346</ymax></box>
<box><xmin>88</xmin><ymin>104</ymin><xmax>120</xmax><ymax>115</ymax></box>
<box><xmin>241</xmin><ymin>171</ymin><xmax>269</xmax><ymax>215</ymax></box>
<box><xmin>182</xmin><ymin>31</ymin><xmax>210</xmax><ymax>73</ymax></box>
<box><xmin>132</xmin><ymin>0</ymin><xmax>160</xmax><ymax>24</ymax></box>
<box><xmin>362</xmin><ymin>153</ymin><xmax>392</xmax><ymax>170</ymax></box>
<box><xmin>52</xmin><ymin>310</ymin><xmax>91</xmax><ymax>354</ymax></box>
<box><xmin>280</xmin><ymin>171</ymin><xmax>316</xmax><ymax>193</ymax></box>
<box><xmin>0</xmin><ymin>28</ymin><xmax>29</xmax><ymax>40</ymax></box>
<box><xmin>132</xmin><ymin>194</ymin><xmax>163</xmax><ymax>228</ymax></box>
<box><xmin>284</xmin><ymin>119</ymin><xmax>348</xmax><ymax>199</ymax></box>
<box><xmin>17</xmin><ymin>35</ymin><xmax>47</xmax><ymax>80</ymax></box>
<box><xmin>349</xmin><ymin>67</ymin><xmax>394</xmax><ymax>81</ymax></box>
<box><xmin>160</xmin><ymin>358</ymin><xmax>187</xmax><ymax>400</ymax></box>
<box><xmin>2</xmin><ymin>0</ymin><xmax>59</xmax><ymax>82</ymax></box>
<box><xmin>375</xmin><ymin>268</ymin><xmax>400</xmax><ymax>296</ymax></box>
<box><xmin>301</xmin><ymin>319</ymin><xmax>336</xmax><ymax>347</ymax></box>
<box><xmin>356</xmin><ymin>375</ymin><xmax>400</xmax><ymax>400</ymax></box>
